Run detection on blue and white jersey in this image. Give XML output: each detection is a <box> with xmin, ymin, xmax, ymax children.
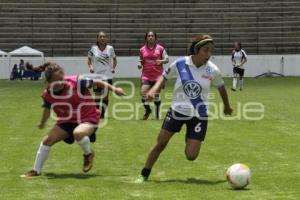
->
<box><xmin>163</xmin><ymin>56</ymin><xmax>224</xmax><ymax>117</ymax></box>
<box><xmin>88</xmin><ymin>44</ymin><xmax>116</xmax><ymax>79</ymax></box>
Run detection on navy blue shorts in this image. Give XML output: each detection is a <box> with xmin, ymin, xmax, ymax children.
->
<box><xmin>58</xmin><ymin>123</ymin><xmax>98</xmax><ymax>144</ymax></box>
<box><xmin>233</xmin><ymin>67</ymin><xmax>245</xmax><ymax>77</ymax></box>
<box><xmin>161</xmin><ymin>108</ymin><xmax>208</xmax><ymax>141</ymax></box>
<box><xmin>93</xmin><ymin>79</ymin><xmax>113</xmax><ymax>93</ymax></box>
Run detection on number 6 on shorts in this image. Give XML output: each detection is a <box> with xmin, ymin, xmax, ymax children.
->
<box><xmin>194</xmin><ymin>122</ymin><xmax>202</xmax><ymax>133</ymax></box>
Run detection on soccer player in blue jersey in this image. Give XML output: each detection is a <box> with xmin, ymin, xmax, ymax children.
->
<box><xmin>136</xmin><ymin>34</ymin><xmax>233</xmax><ymax>182</ymax></box>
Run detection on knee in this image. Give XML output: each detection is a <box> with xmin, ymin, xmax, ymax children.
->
<box><xmin>73</xmin><ymin>131</ymin><xmax>84</xmax><ymax>141</ymax></box>
<box><xmin>42</xmin><ymin>136</ymin><xmax>55</xmax><ymax>146</ymax></box>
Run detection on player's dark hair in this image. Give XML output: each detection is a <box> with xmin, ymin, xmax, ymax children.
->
<box><xmin>189</xmin><ymin>34</ymin><xmax>214</xmax><ymax>55</ymax></box>
<box><xmin>235</xmin><ymin>41</ymin><xmax>242</xmax><ymax>49</ymax></box>
<box><xmin>144</xmin><ymin>31</ymin><xmax>157</xmax><ymax>41</ymax></box>
<box><xmin>34</xmin><ymin>62</ymin><xmax>63</xmax><ymax>82</ymax></box>
<box><xmin>96</xmin><ymin>31</ymin><xmax>107</xmax><ymax>46</ymax></box>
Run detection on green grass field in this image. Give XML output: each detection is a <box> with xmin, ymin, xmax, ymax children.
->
<box><xmin>0</xmin><ymin>77</ymin><xmax>299</xmax><ymax>200</ymax></box>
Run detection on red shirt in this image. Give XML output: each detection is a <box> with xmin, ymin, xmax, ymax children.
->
<box><xmin>42</xmin><ymin>76</ymin><xmax>100</xmax><ymax>125</ymax></box>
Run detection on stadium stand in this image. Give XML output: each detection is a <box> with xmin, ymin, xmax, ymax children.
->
<box><xmin>0</xmin><ymin>0</ymin><xmax>300</xmax><ymax>56</ymax></box>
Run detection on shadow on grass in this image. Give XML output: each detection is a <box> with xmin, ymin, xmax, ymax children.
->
<box><xmin>44</xmin><ymin>172</ymin><xmax>100</xmax><ymax>180</ymax></box>
<box><xmin>152</xmin><ymin>178</ymin><xmax>226</xmax><ymax>185</ymax></box>
<box><xmin>227</xmin><ymin>188</ymin><xmax>251</xmax><ymax>191</ymax></box>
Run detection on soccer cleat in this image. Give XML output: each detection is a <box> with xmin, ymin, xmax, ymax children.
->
<box><xmin>20</xmin><ymin>170</ymin><xmax>41</xmax><ymax>178</ymax></box>
<box><xmin>240</xmin><ymin>88</ymin><xmax>243</xmax><ymax>91</ymax></box>
<box><xmin>143</xmin><ymin>110</ymin><xmax>152</xmax><ymax>120</ymax></box>
<box><xmin>83</xmin><ymin>151</ymin><xmax>95</xmax><ymax>173</ymax></box>
<box><xmin>231</xmin><ymin>88</ymin><xmax>236</xmax><ymax>91</ymax></box>
<box><xmin>134</xmin><ymin>175</ymin><xmax>148</xmax><ymax>183</ymax></box>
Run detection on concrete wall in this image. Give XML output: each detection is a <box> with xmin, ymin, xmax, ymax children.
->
<box><xmin>1</xmin><ymin>55</ymin><xmax>299</xmax><ymax>79</ymax></box>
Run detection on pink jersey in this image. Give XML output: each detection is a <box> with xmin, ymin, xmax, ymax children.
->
<box><xmin>139</xmin><ymin>43</ymin><xmax>165</xmax><ymax>81</ymax></box>
<box><xmin>42</xmin><ymin>76</ymin><xmax>100</xmax><ymax>125</ymax></box>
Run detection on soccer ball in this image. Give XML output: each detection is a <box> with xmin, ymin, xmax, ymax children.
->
<box><xmin>226</xmin><ymin>163</ymin><xmax>251</xmax><ymax>189</ymax></box>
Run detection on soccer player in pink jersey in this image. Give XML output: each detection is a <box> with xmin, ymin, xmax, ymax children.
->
<box><xmin>138</xmin><ymin>31</ymin><xmax>169</xmax><ymax>120</ymax></box>
<box><xmin>21</xmin><ymin>62</ymin><xmax>125</xmax><ymax>178</ymax></box>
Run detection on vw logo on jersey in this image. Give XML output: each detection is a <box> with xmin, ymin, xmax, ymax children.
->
<box><xmin>183</xmin><ymin>80</ymin><xmax>202</xmax><ymax>99</ymax></box>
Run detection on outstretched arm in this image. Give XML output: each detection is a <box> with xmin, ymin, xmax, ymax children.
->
<box><xmin>218</xmin><ymin>85</ymin><xmax>233</xmax><ymax>115</ymax></box>
<box><xmin>93</xmin><ymin>79</ymin><xmax>125</xmax><ymax>96</ymax></box>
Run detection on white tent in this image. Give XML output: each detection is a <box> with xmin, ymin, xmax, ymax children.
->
<box><xmin>7</xmin><ymin>46</ymin><xmax>45</xmax><ymax>76</ymax></box>
<box><xmin>8</xmin><ymin>46</ymin><xmax>44</xmax><ymax>57</ymax></box>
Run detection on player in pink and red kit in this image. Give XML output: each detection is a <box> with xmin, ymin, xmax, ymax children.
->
<box><xmin>21</xmin><ymin>62</ymin><xmax>125</xmax><ymax>178</ymax></box>
<box><xmin>138</xmin><ymin>31</ymin><xmax>169</xmax><ymax>120</ymax></box>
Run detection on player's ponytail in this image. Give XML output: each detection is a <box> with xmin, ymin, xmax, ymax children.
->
<box><xmin>189</xmin><ymin>34</ymin><xmax>214</xmax><ymax>55</ymax></box>
<box><xmin>33</xmin><ymin>62</ymin><xmax>63</xmax><ymax>82</ymax></box>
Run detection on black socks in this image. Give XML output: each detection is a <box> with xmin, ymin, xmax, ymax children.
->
<box><xmin>141</xmin><ymin>168</ymin><xmax>151</xmax><ymax>178</ymax></box>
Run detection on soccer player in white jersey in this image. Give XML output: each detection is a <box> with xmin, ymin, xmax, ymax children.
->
<box><xmin>135</xmin><ymin>34</ymin><xmax>233</xmax><ymax>182</ymax></box>
<box><xmin>231</xmin><ymin>41</ymin><xmax>247</xmax><ymax>91</ymax></box>
<box><xmin>88</xmin><ymin>31</ymin><xmax>117</xmax><ymax>118</ymax></box>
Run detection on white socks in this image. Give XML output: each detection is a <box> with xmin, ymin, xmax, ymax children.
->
<box><xmin>239</xmin><ymin>79</ymin><xmax>244</xmax><ymax>90</ymax></box>
<box><xmin>77</xmin><ymin>136</ymin><xmax>92</xmax><ymax>155</ymax></box>
<box><xmin>32</xmin><ymin>137</ymin><xmax>91</xmax><ymax>174</ymax></box>
<box><xmin>33</xmin><ymin>143</ymin><xmax>51</xmax><ymax>174</ymax></box>
<box><xmin>233</xmin><ymin>77</ymin><xmax>237</xmax><ymax>89</ymax></box>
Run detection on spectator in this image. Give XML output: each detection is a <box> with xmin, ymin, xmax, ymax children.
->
<box><xmin>10</xmin><ymin>64</ymin><xmax>19</xmax><ymax>80</ymax></box>
<box><xmin>25</xmin><ymin>62</ymin><xmax>35</xmax><ymax>80</ymax></box>
<box><xmin>19</xmin><ymin>59</ymin><xmax>25</xmax><ymax>80</ymax></box>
